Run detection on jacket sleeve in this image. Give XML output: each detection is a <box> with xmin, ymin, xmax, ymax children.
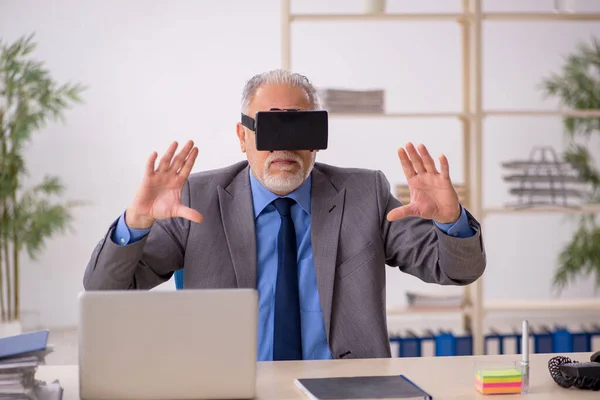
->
<box><xmin>82</xmin><ymin>180</ymin><xmax>191</xmax><ymax>290</ymax></box>
<box><xmin>376</xmin><ymin>170</ymin><xmax>486</xmax><ymax>285</ymax></box>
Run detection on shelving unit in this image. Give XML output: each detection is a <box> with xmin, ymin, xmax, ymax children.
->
<box><xmin>484</xmin><ymin>205</ymin><xmax>600</xmax><ymax>216</ymax></box>
<box><xmin>281</xmin><ymin>0</ymin><xmax>600</xmax><ymax>355</ymax></box>
<box><xmin>328</xmin><ymin>112</ymin><xmax>467</xmax><ymax>119</ymax></box>
<box><xmin>485</xmin><ymin>298</ymin><xmax>600</xmax><ymax>313</ymax></box>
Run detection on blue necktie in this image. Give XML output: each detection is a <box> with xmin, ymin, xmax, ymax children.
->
<box><xmin>272</xmin><ymin>197</ymin><xmax>302</xmax><ymax>360</ymax></box>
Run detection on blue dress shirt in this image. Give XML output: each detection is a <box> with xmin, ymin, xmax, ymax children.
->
<box><xmin>111</xmin><ymin>171</ymin><xmax>475</xmax><ymax>360</ymax></box>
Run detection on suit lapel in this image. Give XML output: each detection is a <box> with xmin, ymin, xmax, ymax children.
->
<box><xmin>218</xmin><ymin>166</ymin><xmax>257</xmax><ymax>289</ymax></box>
<box><xmin>310</xmin><ymin>167</ymin><xmax>345</xmax><ymax>343</ymax></box>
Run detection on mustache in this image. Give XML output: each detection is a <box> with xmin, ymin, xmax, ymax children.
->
<box><xmin>266</xmin><ymin>151</ymin><xmax>303</xmax><ymax>166</ymax></box>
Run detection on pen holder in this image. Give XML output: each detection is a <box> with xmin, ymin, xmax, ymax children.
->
<box><xmin>475</xmin><ymin>361</ymin><xmax>523</xmax><ymax>395</ymax></box>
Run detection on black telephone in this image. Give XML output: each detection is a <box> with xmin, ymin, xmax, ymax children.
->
<box><xmin>548</xmin><ymin>351</ymin><xmax>600</xmax><ymax>391</ymax></box>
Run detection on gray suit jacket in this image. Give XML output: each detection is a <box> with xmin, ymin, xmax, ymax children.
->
<box><xmin>84</xmin><ymin>161</ymin><xmax>486</xmax><ymax>359</ymax></box>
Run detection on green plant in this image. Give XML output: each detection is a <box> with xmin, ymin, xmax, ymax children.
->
<box><xmin>541</xmin><ymin>36</ymin><xmax>600</xmax><ymax>291</ymax></box>
<box><xmin>0</xmin><ymin>33</ymin><xmax>85</xmax><ymax>322</ymax></box>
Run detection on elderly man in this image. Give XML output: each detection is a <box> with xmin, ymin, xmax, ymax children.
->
<box><xmin>84</xmin><ymin>69</ymin><xmax>486</xmax><ymax>361</ymax></box>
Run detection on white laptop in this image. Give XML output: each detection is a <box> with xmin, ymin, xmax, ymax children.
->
<box><xmin>78</xmin><ymin>289</ymin><xmax>258</xmax><ymax>400</ymax></box>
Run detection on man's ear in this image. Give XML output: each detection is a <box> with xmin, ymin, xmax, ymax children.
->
<box><xmin>236</xmin><ymin>123</ymin><xmax>246</xmax><ymax>153</ymax></box>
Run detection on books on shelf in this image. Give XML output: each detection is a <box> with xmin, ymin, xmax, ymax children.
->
<box><xmin>405</xmin><ymin>291</ymin><xmax>465</xmax><ymax>310</ymax></box>
<box><xmin>0</xmin><ymin>330</ymin><xmax>62</xmax><ymax>400</ymax></box>
<box><xmin>319</xmin><ymin>88</ymin><xmax>385</xmax><ymax>114</ymax></box>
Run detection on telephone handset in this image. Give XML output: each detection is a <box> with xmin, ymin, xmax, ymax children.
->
<box><xmin>548</xmin><ymin>351</ymin><xmax>600</xmax><ymax>391</ymax></box>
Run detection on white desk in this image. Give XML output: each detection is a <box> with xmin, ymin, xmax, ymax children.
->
<box><xmin>37</xmin><ymin>352</ymin><xmax>597</xmax><ymax>399</ymax></box>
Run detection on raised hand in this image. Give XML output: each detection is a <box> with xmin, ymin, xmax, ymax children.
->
<box><xmin>125</xmin><ymin>140</ymin><xmax>202</xmax><ymax>229</ymax></box>
<box><xmin>387</xmin><ymin>142</ymin><xmax>461</xmax><ymax>224</ymax></box>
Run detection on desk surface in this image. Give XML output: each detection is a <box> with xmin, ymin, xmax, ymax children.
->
<box><xmin>37</xmin><ymin>353</ymin><xmax>597</xmax><ymax>399</ymax></box>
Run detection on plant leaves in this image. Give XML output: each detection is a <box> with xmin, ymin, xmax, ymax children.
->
<box><xmin>0</xmin><ymin>32</ymin><xmax>86</xmax><ymax>320</ymax></box>
<box><xmin>541</xmin><ymin>37</ymin><xmax>600</xmax><ymax>290</ymax></box>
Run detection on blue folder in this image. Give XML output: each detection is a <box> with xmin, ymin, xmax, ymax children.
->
<box><xmin>0</xmin><ymin>330</ymin><xmax>49</xmax><ymax>359</ymax></box>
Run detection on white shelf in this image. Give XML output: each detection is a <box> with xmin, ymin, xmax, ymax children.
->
<box><xmin>386</xmin><ymin>306</ymin><xmax>465</xmax><ymax>316</ymax></box>
<box><xmin>483</xmin><ymin>12</ymin><xmax>600</xmax><ymax>22</ymax></box>
<box><xmin>483</xmin><ymin>205</ymin><xmax>600</xmax><ymax>216</ymax></box>
<box><xmin>324</xmin><ymin>109</ymin><xmax>600</xmax><ymax>119</ymax></box>
<box><xmin>290</xmin><ymin>13</ymin><xmax>463</xmax><ymax>22</ymax></box>
<box><xmin>386</xmin><ymin>299</ymin><xmax>600</xmax><ymax>315</ymax></box>
<box><xmin>484</xmin><ymin>299</ymin><xmax>600</xmax><ymax>312</ymax></box>
<box><xmin>328</xmin><ymin>112</ymin><xmax>466</xmax><ymax>119</ymax></box>
<box><xmin>288</xmin><ymin>12</ymin><xmax>600</xmax><ymax>23</ymax></box>
<box><xmin>485</xmin><ymin>109</ymin><xmax>600</xmax><ymax>118</ymax></box>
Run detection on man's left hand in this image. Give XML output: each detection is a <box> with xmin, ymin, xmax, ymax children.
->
<box><xmin>387</xmin><ymin>142</ymin><xmax>461</xmax><ymax>224</ymax></box>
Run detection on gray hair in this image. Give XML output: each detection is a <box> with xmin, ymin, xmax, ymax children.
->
<box><xmin>241</xmin><ymin>69</ymin><xmax>321</xmax><ymax>113</ymax></box>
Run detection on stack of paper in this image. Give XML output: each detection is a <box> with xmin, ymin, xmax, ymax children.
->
<box><xmin>0</xmin><ymin>330</ymin><xmax>63</xmax><ymax>400</ymax></box>
<box><xmin>475</xmin><ymin>368</ymin><xmax>522</xmax><ymax>395</ymax></box>
<box><xmin>319</xmin><ymin>88</ymin><xmax>385</xmax><ymax>114</ymax></box>
<box><xmin>405</xmin><ymin>291</ymin><xmax>464</xmax><ymax>310</ymax></box>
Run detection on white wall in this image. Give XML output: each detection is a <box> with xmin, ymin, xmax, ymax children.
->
<box><xmin>1</xmin><ymin>0</ymin><xmax>600</xmax><ymax>330</ymax></box>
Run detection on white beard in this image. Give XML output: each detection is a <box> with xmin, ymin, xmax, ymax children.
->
<box><xmin>261</xmin><ymin>151</ymin><xmax>315</xmax><ymax>194</ymax></box>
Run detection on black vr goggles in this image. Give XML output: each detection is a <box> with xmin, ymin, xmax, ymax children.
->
<box><xmin>240</xmin><ymin>108</ymin><xmax>328</xmax><ymax>152</ymax></box>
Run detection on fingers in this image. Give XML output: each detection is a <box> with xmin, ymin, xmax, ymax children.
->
<box><xmin>145</xmin><ymin>151</ymin><xmax>158</xmax><ymax>176</ymax></box>
<box><xmin>153</xmin><ymin>140</ymin><xmax>198</xmax><ymax>176</ymax></box>
<box><xmin>170</xmin><ymin>140</ymin><xmax>195</xmax><ymax>173</ymax></box>
<box><xmin>386</xmin><ymin>204</ymin><xmax>418</xmax><ymax>222</ymax></box>
<box><xmin>399</xmin><ymin>142</ymin><xmax>443</xmax><ymax>177</ymax></box>
<box><xmin>405</xmin><ymin>142</ymin><xmax>426</xmax><ymax>174</ymax></box>
<box><xmin>157</xmin><ymin>141</ymin><xmax>179</xmax><ymax>172</ymax></box>
<box><xmin>417</xmin><ymin>144</ymin><xmax>438</xmax><ymax>174</ymax></box>
<box><xmin>175</xmin><ymin>205</ymin><xmax>204</xmax><ymax>224</ymax></box>
<box><xmin>177</xmin><ymin>147</ymin><xmax>199</xmax><ymax>180</ymax></box>
<box><xmin>398</xmin><ymin>148</ymin><xmax>416</xmax><ymax>179</ymax></box>
<box><xmin>439</xmin><ymin>154</ymin><xmax>450</xmax><ymax>180</ymax></box>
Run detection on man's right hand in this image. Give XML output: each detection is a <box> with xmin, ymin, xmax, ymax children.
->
<box><xmin>125</xmin><ymin>140</ymin><xmax>202</xmax><ymax>229</ymax></box>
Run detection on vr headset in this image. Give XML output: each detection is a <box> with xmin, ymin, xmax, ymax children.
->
<box><xmin>240</xmin><ymin>108</ymin><xmax>328</xmax><ymax>152</ymax></box>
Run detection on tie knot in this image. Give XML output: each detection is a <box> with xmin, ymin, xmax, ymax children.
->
<box><xmin>273</xmin><ymin>197</ymin><xmax>294</xmax><ymax>216</ymax></box>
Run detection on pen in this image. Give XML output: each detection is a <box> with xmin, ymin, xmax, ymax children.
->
<box><xmin>521</xmin><ymin>320</ymin><xmax>529</xmax><ymax>393</ymax></box>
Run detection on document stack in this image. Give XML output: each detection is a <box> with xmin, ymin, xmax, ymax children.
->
<box><xmin>405</xmin><ymin>291</ymin><xmax>464</xmax><ymax>310</ymax></box>
<box><xmin>0</xmin><ymin>330</ymin><xmax>62</xmax><ymax>400</ymax></box>
<box><xmin>319</xmin><ymin>88</ymin><xmax>385</xmax><ymax>114</ymax></box>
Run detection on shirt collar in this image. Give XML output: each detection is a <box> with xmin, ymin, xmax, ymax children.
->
<box><xmin>248</xmin><ymin>168</ymin><xmax>312</xmax><ymax>218</ymax></box>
